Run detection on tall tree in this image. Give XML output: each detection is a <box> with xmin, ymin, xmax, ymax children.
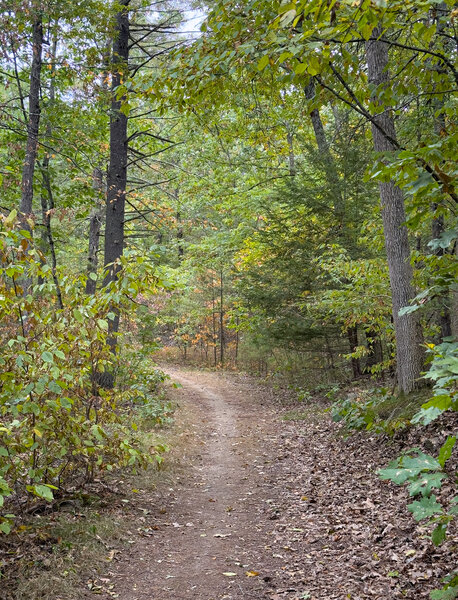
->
<box><xmin>20</xmin><ymin>11</ymin><xmax>43</xmax><ymax>223</ymax></box>
<box><xmin>365</xmin><ymin>25</ymin><xmax>424</xmax><ymax>393</ymax></box>
<box><xmin>102</xmin><ymin>0</ymin><xmax>131</xmax><ymax>369</ymax></box>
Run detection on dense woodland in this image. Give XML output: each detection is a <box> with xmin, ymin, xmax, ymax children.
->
<box><xmin>0</xmin><ymin>0</ymin><xmax>457</xmax><ymax>598</ymax></box>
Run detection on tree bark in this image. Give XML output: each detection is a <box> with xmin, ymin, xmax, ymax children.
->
<box><xmin>104</xmin><ymin>2</ymin><xmax>130</xmax><ymax>287</ymax></box>
<box><xmin>365</xmin><ymin>328</ymin><xmax>383</xmax><ymax>372</ymax></box>
<box><xmin>430</xmin><ymin>2</ymin><xmax>452</xmax><ymax>341</ymax></box>
<box><xmin>220</xmin><ymin>269</ymin><xmax>224</xmax><ymax>366</ymax></box>
<box><xmin>101</xmin><ymin>0</ymin><xmax>130</xmax><ymax>387</ymax></box>
<box><xmin>347</xmin><ymin>325</ymin><xmax>361</xmax><ymax>379</ymax></box>
<box><xmin>86</xmin><ymin>169</ymin><xmax>105</xmax><ymax>295</ymax></box>
<box><xmin>212</xmin><ymin>278</ymin><xmax>217</xmax><ymax>367</ymax></box>
<box><xmin>20</xmin><ymin>14</ymin><xmax>43</xmax><ymax>221</ymax></box>
<box><xmin>39</xmin><ymin>34</ymin><xmax>63</xmax><ymax>309</ymax></box>
<box><xmin>304</xmin><ymin>79</ymin><xmax>344</xmax><ymax>228</ymax></box>
<box><xmin>366</xmin><ymin>25</ymin><xmax>424</xmax><ymax>394</ymax></box>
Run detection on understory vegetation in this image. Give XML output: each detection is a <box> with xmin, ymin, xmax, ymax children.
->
<box><xmin>0</xmin><ymin>0</ymin><xmax>457</xmax><ymax>598</ymax></box>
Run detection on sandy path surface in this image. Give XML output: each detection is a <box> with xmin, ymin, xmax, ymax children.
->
<box><xmin>100</xmin><ymin>368</ymin><xmax>281</xmax><ymax>600</ymax></box>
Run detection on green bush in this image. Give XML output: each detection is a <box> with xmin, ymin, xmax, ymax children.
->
<box><xmin>0</xmin><ymin>216</ymin><xmax>167</xmax><ymax>534</ymax></box>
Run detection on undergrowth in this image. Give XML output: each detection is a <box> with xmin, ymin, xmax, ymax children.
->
<box><xmin>330</xmin><ymin>386</ymin><xmax>430</xmax><ymax>435</ymax></box>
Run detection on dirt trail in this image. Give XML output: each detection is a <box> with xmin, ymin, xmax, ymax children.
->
<box><xmin>97</xmin><ymin>369</ymin><xmax>457</xmax><ymax>600</ymax></box>
<box><xmin>100</xmin><ymin>368</ymin><xmax>281</xmax><ymax>600</ymax></box>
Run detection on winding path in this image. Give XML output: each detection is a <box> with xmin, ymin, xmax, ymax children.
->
<box><xmin>101</xmin><ymin>368</ymin><xmax>281</xmax><ymax>600</ymax></box>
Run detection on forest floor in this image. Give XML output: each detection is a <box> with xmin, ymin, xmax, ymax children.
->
<box><xmin>94</xmin><ymin>367</ymin><xmax>455</xmax><ymax>600</ymax></box>
<box><xmin>2</xmin><ymin>367</ymin><xmax>456</xmax><ymax>600</ymax></box>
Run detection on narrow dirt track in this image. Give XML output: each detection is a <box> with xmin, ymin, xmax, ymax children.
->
<box><xmin>100</xmin><ymin>368</ymin><xmax>282</xmax><ymax>600</ymax></box>
<box><xmin>97</xmin><ymin>368</ymin><xmax>457</xmax><ymax>600</ymax></box>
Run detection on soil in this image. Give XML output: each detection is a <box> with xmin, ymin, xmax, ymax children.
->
<box><xmin>96</xmin><ymin>367</ymin><xmax>284</xmax><ymax>600</ymax></box>
<box><xmin>90</xmin><ymin>367</ymin><xmax>457</xmax><ymax>600</ymax></box>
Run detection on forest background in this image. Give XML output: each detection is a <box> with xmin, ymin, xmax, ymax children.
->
<box><xmin>0</xmin><ymin>0</ymin><xmax>457</xmax><ymax>597</ymax></box>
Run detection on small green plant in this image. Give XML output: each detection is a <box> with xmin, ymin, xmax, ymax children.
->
<box><xmin>379</xmin><ymin>438</ymin><xmax>457</xmax><ymax>599</ymax></box>
<box><xmin>412</xmin><ymin>341</ymin><xmax>458</xmax><ymax>426</ymax></box>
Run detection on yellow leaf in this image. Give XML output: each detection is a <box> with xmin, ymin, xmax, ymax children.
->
<box><xmin>245</xmin><ymin>570</ymin><xmax>259</xmax><ymax>577</ymax></box>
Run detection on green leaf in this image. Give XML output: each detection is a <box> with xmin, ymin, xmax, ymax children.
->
<box><xmin>89</xmin><ymin>272</ymin><xmax>97</xmax><ymax>281</ymax></box>
<box><xmin>432</xmin><ymin>523</ymin><xmax>447</xmax><ymax>546</ymax></box>
<box><xmin>307</xmin><ymin>56</ymin><xmax>320</xmax><ymax>76</ymax></box>
<box><xmin>257</xmin><ymin>55</ymin><xmax>270</xmax><ymax>71</ymax></box>
<box><xmin>29</xmin><ymin>485</ymin><xmax>54</xmax><ymax>502</ymax></box>
<box><xmin>280</xmin><ymin>8</ymin><xmax>296</xmax><ymax>26</ymax></box>
<box><xmin>402</xmin><ymin>452</ymin><xmax>441</xmax><ymax>472</ymax></box>
<box><xmin>48</xmin><ymin>380</ymin><xmax>62</xmax><ymax>394</ymax></box>
<box><xmin>295</xmin><ymin>63</ymin><xmax>307</xmax><ymax>75</ymax></box>
<box><xmin>430</xmin><ymin>583</ymin><xmax>458</xmax><ymax>599</ymax></box>
<box><xmin>278</xmin><ymin>52</ymin><xmax>292</xmax><ymax>64</ymax></box>
<box><xmin>379</xmin><ymin>467</ymin><xmax>414</xmax><ymax>484</ymax></box>
<box><xmin>4</xmin><ymin>209</ymin><xmax>17</xmax><ymax>226</ymax></box>
<box><xmin>412</xmin><ymin>406</ymin><xmax>446</xmax><ymax>425</ymax></box>
<box><xmin>438</xmin><ymin>436</ymin><xmax>456</xmax><ymax>468</ymax></box>
<box><xmin>0</xmin><ymin>521</ymin><xmax>11</xmax><ymax>534</ymax></box>
<box><xmin>408</xmin><ymin>472</ymin><xmax>446</xmax><ymax>497</ymax></box>
<box><xmin>399</xmin><ymin>304</ymin><xmax>420</xmax><ymax>316</ymax></box>
<box><xmin>97</xmin><ymin>319</ymin><xmax>108</xmax><ymax>331</ymax></box>
<box><xmin>379</xmin><ymin>452</ymin><xmax>440</xmax><ymax>485</ymax></box>
<box><xmin>41</xmin><ymin>351</ymin><xmax>54</xmax><ymax>364</ymax></box>
<box><xmin>428</xmin><ymin>229</ymin><xmax>457</xmax><ymax>251</ymax></box>
<box><xmin>119</xmin><ymin>102</ymin><xmax>130</xmax><ymax>117</ymax></box>
<box><xmin>73</xmin><ymin>308</ymin><xmax>84</xmax><ymax>323</ymax></box>
<box><xmin>408</xmin><ymin>495</ymin><xmax>443</xmax><ymax>521</ymax></box>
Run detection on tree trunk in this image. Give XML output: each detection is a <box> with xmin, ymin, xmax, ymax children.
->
<box><xmin>86</xmin><ymin>168</ymin><xmax>105</xmax><ymax>295</ymax></box>
<box><xmin>432</xmin><ymin>209</ymin><xmax>452</xmax><ymax>340</ymax></box>
<box><xmin>212</xmin><ymin>278</ymin><xmax>217</xmax><ymax>367</ymax></box>
<box><xmin>347</xmin><ymin>325</ymin><xmax>361</xmax><ymax>379</ymax></box>
<box><xmin>304</xmin><ymin>79</ymin><xmax>344</xmax><ymax>228</ymax></box>
<box><xmin>20</xmin><ymin>14</ymin><xmax>43</xmax><ymax>221</ymax></box>
<box><xmin>366</xmin><ymin>25</ymin><xmax>424</xmax><ymax>394</ymax></box>
<box><xmin>39</xmin><ymin>35</ymin><xmax>63</xmax><ymax>309</ymax></box>
<box><xmin>101</xmin><ymin>0</ymin><xmax>130</xmax><ymax>387</ymax></box>
<box><xmin>431</xmin><ymin>2</ymin><xmax>452</xmax><ymax>341</ymax></box>
<box><xmin>219</xmin><ymin>269</ymin><xmax>224</xmax><ymax>366</ymax></box>
<box><xmin>177</xmin><ymin>214</ymin><xmax>184</xmax><ymax>260</ymax></box>
<box><xmin>40</xmin><ymin>167</ymin><xmax>63</xmax><ymax>309</ymax></box>
<box><xmin>365</xmin><ymin>329</ymin><xmax>383</xmax><ymax>372</ymax></box>
<box><xmin>286</xmin><ymin>130</ymin><xmax>296</xmax><ymax>176</ymax></box>
<box><xmin>451</xmin><ymin>241</ymin><xmax>458</xmax><ymax>340</ymax></box>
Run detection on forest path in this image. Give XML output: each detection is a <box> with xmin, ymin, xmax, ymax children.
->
<box><xmin>96</xmin><ymin>369</ymin><xmax>456</xmax><ymax>600</ymax></box>
<box><xmin>98</xmin><ymin>368</ymin><xmax>282</xmax><ymax>600</ymax></box>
